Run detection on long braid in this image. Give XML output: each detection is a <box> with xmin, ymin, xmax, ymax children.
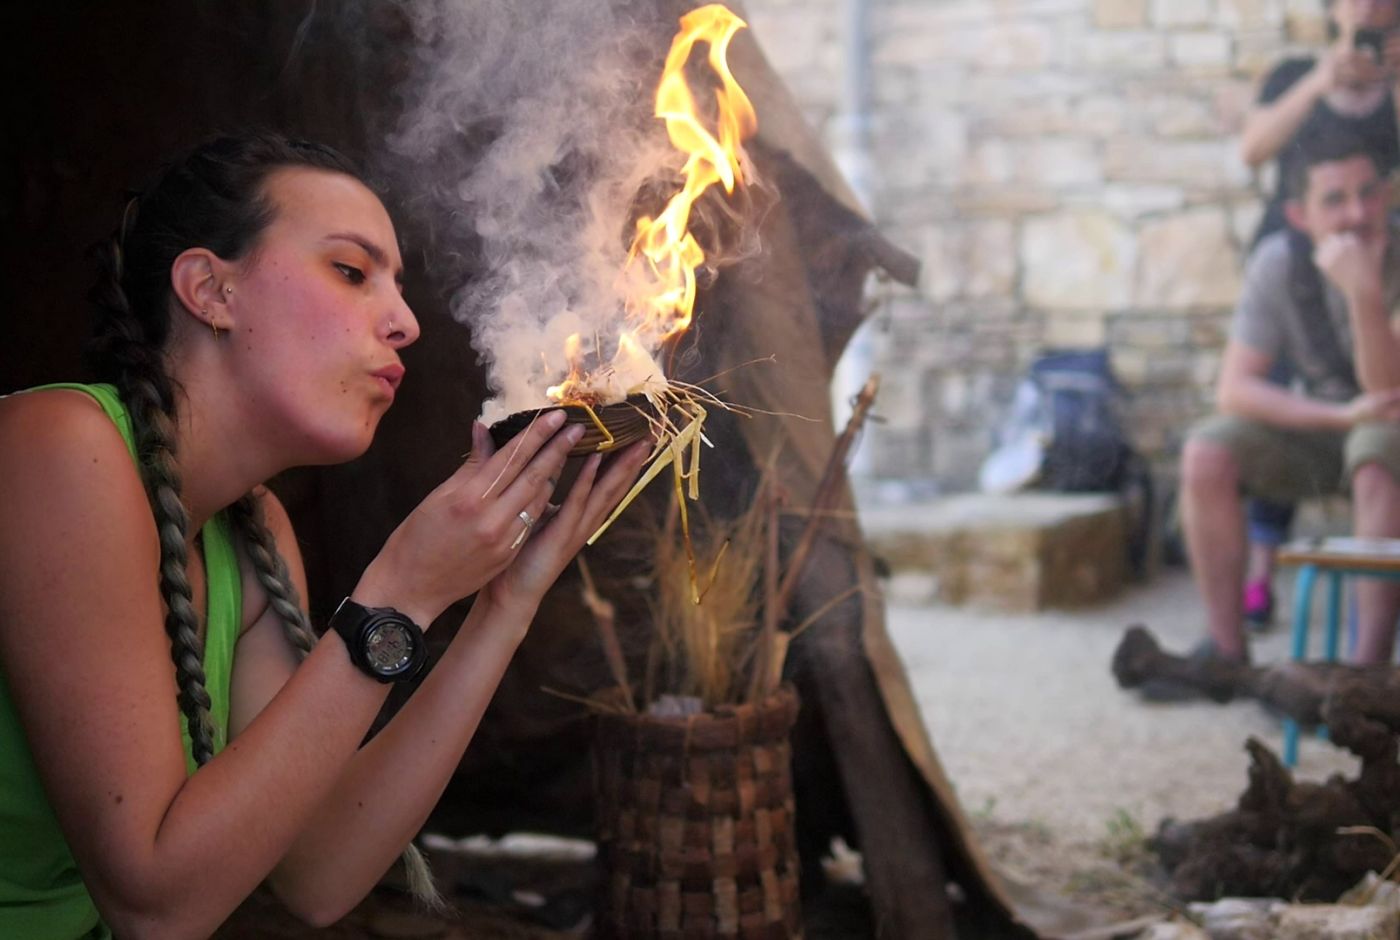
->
<box><xmin>225</xmin><ymin>494</ymin><xmax>316</xmax><ymax>659</ymax></box>
<box><xmin>89</xmin><ymin>236</ymin><xmax>217</xmax><ymax>766</ymax></box>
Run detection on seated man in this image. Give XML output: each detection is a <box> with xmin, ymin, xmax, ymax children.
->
<box><xmin>1180</xmin><ymin>131</ymin><xmax>1400</xmax><ymax>670</ymax></box>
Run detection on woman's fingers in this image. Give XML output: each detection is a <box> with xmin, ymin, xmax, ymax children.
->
<box><xmin>498</xmin><ymin>423</ymin><xmax>583</xmax><ymax>521</ymax></box>
<box><xmin>547</xmin><ymin>442</ymin><xmax>648</xmax><ymax>539</ymax></box>
<box><xmin>477</xmin><ymin>410</ymin><xmax>569</xmax><ymax>496</ymax></box>
<box><xmin>581</xmin><ymin>443</ymin><xmax>650</xmax><ymax>524</ymax></box>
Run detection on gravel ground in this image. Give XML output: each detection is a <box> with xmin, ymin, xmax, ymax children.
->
<box><xmin>885</xmin><ymin>567</ymin><xmax>1360</xmax><ymax>849</ymax></box>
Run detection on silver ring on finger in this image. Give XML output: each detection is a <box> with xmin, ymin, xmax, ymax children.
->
<box><xmin>510</xmin><ymin>509</ymin><xmax>535</xmax><ymax>550</ymax></box>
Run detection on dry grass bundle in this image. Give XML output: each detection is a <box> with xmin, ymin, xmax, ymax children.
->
<box><xmin>577</xmin><ymin>375</ymin><xmax>881</xmax><ymax>717</ymax></box>
<box><xmin>641</xmin><ymin>495</ymin><xmax>767</xmax><ymax>710</ymax></box>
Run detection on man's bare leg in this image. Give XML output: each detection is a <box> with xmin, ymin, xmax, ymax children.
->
<box><xmin>1351</xmin><ymin>462</ymin><xmax>1400</xmax><ymax>664</ymax></box>
<box><xmin>1180</xmin><ymin>438</ymin><xmax>1250</xmax><ymax>660</ymax></box>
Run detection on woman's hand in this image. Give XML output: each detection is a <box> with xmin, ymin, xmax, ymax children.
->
<box><xmin>482</xmin><ymin>440</ymin><xmax>651</xmax><ymax>618</ymax></box>
<box><xmin>355</xmin><ymin>411</ymin><xmax>586</xmax><ymax>627</ymax></box>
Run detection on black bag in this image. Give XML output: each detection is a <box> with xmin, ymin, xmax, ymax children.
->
<box><xmin>1030</xmin><ymin>348</ymin><xmax>1155</xmax><ymax>579</ymax></box>
<box><xmin>1031</xmin><ymin>349</ymin><xmax>1130</xmax><ymax>492</ymax></box>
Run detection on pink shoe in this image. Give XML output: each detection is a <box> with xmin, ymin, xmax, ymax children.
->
<box><xmin>1242</xmin><ymin>579</ymin><xmax>1273</xmax><ymax>631</ymax></box>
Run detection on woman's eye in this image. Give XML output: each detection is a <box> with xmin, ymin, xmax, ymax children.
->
<box><xmin>334</xmin><ymin>263</ymin><xmax>366</xmax><ymax>285</ymax></box>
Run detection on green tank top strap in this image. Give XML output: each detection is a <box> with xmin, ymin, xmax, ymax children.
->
<box><xmin>35</xmin><ymin>382</ymin><xmax>136</xmax><ymax>461</ymax></box>
<box><xmin>187</xmin><ymin>511</ymin><xmax>241</xmax><ymax>774</ymax></box>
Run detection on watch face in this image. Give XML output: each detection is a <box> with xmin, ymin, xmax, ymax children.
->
<box><xmin>364</xmin><ymin>621</ymin><xmax>415</xmax><ymax>675</ymax></box>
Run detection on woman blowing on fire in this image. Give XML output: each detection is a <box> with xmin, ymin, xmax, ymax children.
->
<box><xmin>0</xmin><ymin>132</ymin><xmax>649</xmax><ymax>938</ymax></box>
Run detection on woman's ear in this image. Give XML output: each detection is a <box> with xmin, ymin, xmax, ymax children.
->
<box><xmin>170</xmin><ymin>248</ymin><xmax>233</xmax><ymax>331</ymax></box>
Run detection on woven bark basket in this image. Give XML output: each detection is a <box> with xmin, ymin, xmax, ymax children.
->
<box><xmin>592</xmin><ymin>684</ymin><xmax>803</xmax><ymax>939</ymax></box>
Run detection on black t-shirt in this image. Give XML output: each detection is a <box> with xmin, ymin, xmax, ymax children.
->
<box><xmin>1252</xmin><ymin>56</ymin><xmax>1400</xmax><ymax>246</ymax></box>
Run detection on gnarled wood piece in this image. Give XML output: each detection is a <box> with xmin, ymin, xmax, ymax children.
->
<box><xmin>1112</xmin><ymin>625</ymin><xmax>1400</xmax><ymax>901</ymax></box>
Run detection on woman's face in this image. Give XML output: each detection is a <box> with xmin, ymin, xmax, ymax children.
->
<box><xmin>223</xmin><ymin>167</ymin><xmax>419</xmax><ymax>465</ymax></box>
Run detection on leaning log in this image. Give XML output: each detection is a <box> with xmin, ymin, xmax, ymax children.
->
<box><xmin>1113</xmin><ymin>625</ymin><xmax>1400</xmax><ymax>901</ymax></box>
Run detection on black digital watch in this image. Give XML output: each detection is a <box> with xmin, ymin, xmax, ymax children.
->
<box><xmin>328</xmin><ymin>597</ymin><xmax>427</xmax><ymax>684</ymax></box>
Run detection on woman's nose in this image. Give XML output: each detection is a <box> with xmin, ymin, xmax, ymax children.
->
<box><xmin>385</xmin><ymin>295</ymin><xmax>421</xmax><ymax>348</ymax></box>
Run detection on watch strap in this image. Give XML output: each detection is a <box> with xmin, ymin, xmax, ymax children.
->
<box><xmin>329</xmin><ymin>597</ymin><xmax>426</xmax><ymax>683</ymax></box>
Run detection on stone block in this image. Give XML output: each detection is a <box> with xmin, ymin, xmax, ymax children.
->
<box><xmin>952</xmin><ymin>186</ymin><xmax>1062</xmax><ymax>216</ymax></box>
<box><xmin>1104</xmin><ymin>137</ymin><xmax>1250</xmax><ymax>187</ymax></box>
<box><xmin>1077</xmin><ymin>31</ymin><xmax>1168</xmax><ymax>69</ymax></box>
<box><xmin>1285</xmin><ymin>10</ymin><xmax>1329</xmax><ymax>45</ymax></box>
<box><xmin>1149</xmin><ymin>93</ymin><xmax>1226</xmax><ymax>137</ymax></box>
<box><xmin>1087</xmin><ymin>183</ymin><xmax>1187</xmax><ymax>218</ymax></box>
<box><xmin>1071</xmin><ymin>95</ymin><xmax>1132</xmax><ymax>138</ymax></box>
<box><xmin>1045</xmin><ymin>310</ymin><xmax>1109</xmax><ymax>347</ymax></box>
<box><xmin>746</xmin><ymin>10</ymin><xmax>830</xmax><ymax>75</ymax></box>
<box><xmin>1152</xmin><ymin>0</ymin><xmax>1214</xmax><ymax>27</ymax></box>
<box><xmin>918</xmin><ymin>225</ymin><xmax>962</xmax><ymax>303</ymax></box>
<box><xmin>1094</xmin><ymin>0</ymin><xmax>1149</xmax><ymax>28</ymax></box>
<box><xmin>861</xmin><ymin>493</ymin><xmax>1129</xmax><ymax>611</ymax></box>
<box><xmin>1218</xmin><ymin>0</ymin><xmax>1285</xmax><ymax>28</ymax></box>
<box><xmin>871</xmin><ymin>107</ymin><xmax>969</xmax><ymax>188</ymax></box>
<box><xmin>1231</xmin><ymin>199</ymin><xmax>1265</xmax><ymax>245</ymax></box>
<box><xmin>1135</xmin><ymin>207</ymin><xmax>1243</xmax><ymax>308</ymax></box>
<box><xmin>1169</xmin><ymin>32</ymin><xmax>1234</xmax><ymax>71</ymax></box>
<box><xmin>1016</xmin><ymin>137</ymin><xmax>1102</xmax><ymax>186</ymax></box>
<box><xmin>962</xmin><ymin>138</ymin><xmax>1016</xmax><ymax>186</ymax></box>
<box><xmin>966</xmin><ymin>220</ymin><xmax>1018</xmax><ymax>299</ymax></box>
<box><xmin>1022</xmin><ymin>210</ymin><xmax>1137</xmax><ymax>309</ymax></box>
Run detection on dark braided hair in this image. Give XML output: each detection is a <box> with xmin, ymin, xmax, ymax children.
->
<box><xmin>86</xmin><ymin>132</ymin><xmax>362</xmax><ymax>765</ymax></box>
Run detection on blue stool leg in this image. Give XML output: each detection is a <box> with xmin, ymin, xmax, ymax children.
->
<box><xmin>1316</xmin><ymin>571</ymin><xmax>1345</xmax><ymax>744</ymax></box>
<box><xmin>1284</xmin><ymin>565</ymin><xmax>1319</xmax><ymax>768</ymax></box>
<box><xmin>1324</xmin><ymin>571</ymin><xmax>1343</xmax><ymax>663</ymax></box>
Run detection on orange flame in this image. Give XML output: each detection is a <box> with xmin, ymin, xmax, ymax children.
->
<box><xmin>625</xmin><ymin>4</ymin><xmax>755</xmax><ymax>346</ymax></box>
<box><xmin>547</xmin><ymin>4</ymin><xmax>755</xmax><ymax>406</ymax></box>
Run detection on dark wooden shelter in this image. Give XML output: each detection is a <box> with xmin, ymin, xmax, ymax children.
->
<box><xmin>1</xmin><ymin>4</ymin><xmax>1108</xmax><ymax>937</ymax></box>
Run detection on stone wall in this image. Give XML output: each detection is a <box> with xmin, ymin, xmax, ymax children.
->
<box><xmin>743</xmin><ymin>0</ymin><xmax>1330</xmax><ymax>491</ymax></box>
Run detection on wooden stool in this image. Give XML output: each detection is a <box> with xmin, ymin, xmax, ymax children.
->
<box><xmin>1275</xmin><ymin>537</ymin><xmax>1400</xmax><ymax>767</ymax></box>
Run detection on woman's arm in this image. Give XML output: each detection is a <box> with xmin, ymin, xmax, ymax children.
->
<box><xmin>262</xmin><ymin>442</ymin><xmax>649</xmax><ymax>924</ymax></box>
<box><xmin>0</xmin><ymin>394</ymin><xmax>587</xmax><ymax>938</ymax></box>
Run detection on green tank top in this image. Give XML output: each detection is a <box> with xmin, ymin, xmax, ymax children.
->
<box><xmin>0</xmin><ymin>383</ymin><xmax>243</xmax><ymax>939</ymax></box>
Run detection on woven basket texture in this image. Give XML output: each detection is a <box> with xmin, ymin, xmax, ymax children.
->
<box><xmin>593</xmin><ymin>684</ymin><xmax>803</xmax><ymax>939</ymax></box>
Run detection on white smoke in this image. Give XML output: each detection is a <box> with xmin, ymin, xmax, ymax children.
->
<box><xmin>385</xmin><ymin>1</ymin><xmax>686</xmax><ymax>423</ymax></box>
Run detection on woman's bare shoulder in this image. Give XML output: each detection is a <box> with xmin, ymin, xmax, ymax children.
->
<box><xmin>0</xmin><ymin>386</ymin><xmax>134</xmax><ymax>456</ymax></box>
<box><xmin>0</xmin><ymin>388</ymin><xmax>151</xmax><ymax>538</ymax></box>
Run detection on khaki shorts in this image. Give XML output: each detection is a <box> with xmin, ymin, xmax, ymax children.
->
<box><xmin>1187</xmin><ymin>416</ymin><xmax>1400</xmax><ymax>504</ymax></box>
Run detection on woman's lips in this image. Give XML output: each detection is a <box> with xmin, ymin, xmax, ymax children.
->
<box><xmin>371</xmin><ymin>364</ymin><xmax>405</xmax><ymax>396</ymax></box>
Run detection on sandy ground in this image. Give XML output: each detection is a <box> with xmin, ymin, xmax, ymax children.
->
<box><xmin>885</xmin><ymin>566</ymin><xmax>1360</xmax><ymax>852</ymax></box>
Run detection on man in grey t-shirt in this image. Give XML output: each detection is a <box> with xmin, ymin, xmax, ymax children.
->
<box><xmin>1178</xmin><ymin>133</ymin><xmax>1400</xmax><ymax>672</ymax></box>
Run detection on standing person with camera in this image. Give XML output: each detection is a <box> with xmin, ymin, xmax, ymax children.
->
<box><xmin>1242</xmin><ymin>0</ymin><xmax>1400</xmax><ymax>242</ymax></box>
<box><xmin>1230</xmin><ymin>0</ymin><xmax>1400</xmax><ymax>631</ymax></box>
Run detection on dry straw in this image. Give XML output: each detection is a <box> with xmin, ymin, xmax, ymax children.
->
<box><xmin>579</xmin><ymin>374</ymin><xmax>881</xmax><ymax>713</ymax></box>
